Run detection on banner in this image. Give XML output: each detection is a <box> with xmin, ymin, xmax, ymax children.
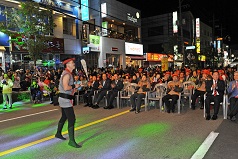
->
<box><xmin>161</xmin><ymin>56</ymin><xmax>168</xmax><ymax>72</ymax></box>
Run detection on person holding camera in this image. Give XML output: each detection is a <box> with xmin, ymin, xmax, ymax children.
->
<box><xmin>0</xmin><ymin>74</ymin><xmax>14</xmax><ymax>109</ymax></box>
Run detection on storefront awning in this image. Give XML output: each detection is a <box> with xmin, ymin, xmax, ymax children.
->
<box><xmin>127</xmin><ymin>55</ymin><xmax>146</xmax><ymax>60</ymax></box>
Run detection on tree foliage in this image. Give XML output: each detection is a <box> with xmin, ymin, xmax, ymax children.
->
<box><xmin>0</xmin><ymin>1</ymin><xmax>56</xmax><ymax>65</ymax></box>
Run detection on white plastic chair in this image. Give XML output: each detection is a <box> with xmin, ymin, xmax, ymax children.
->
<box><xmin>203</xmin><ymin>93</ymin><xmax>227</xmax><ymax>119</ymax></box>
<box><xmin>146</xmin><ymin>83</ymin><xmax>167</xmax><ymax>112</ymax></box>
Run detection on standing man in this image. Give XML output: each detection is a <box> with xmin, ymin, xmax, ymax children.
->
<box><xmin>0</xmin><ymin>74</ymin><xmax>13</xmax><ymax>109</ymax></box>
<box><xmin>227</xmin><ymin>71</ymin><xmax>238</xmax><ymax>121</ymax></box>
<box><xmin>104</xmin><ymin>73</ymin><xmax>124</xmax><ymax>109</ymax></box>
<box><xmin>205</xmin><ymin>71</ymin><xmax>225</xmax><ymax>120</ymax></box>
<box><xmin>55</xmin><ymin>57</ymin><xmax>81</xmax><ymax>148</ymax></box>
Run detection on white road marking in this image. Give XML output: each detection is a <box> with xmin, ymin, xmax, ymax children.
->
<box><xmin>0</xmin><ymin>109</ymin><xmax>58</xmax><ymax>123</ymax></box>
<box><xmin>191</xmin><ymin>131</ymin><xmax>219</xmax><ymax>159</ymax></box>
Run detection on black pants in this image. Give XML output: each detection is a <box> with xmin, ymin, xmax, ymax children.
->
<box><xmin>191</xmin><ymin>90</ymin><xmax>205</xmax><ymax>107</ymax></box>
<box><xmin>83</xmin><ymin>90</ymin><xmax>94</xmax><ymax>105</ymax></box>
<box><xmin>95</xmin><ymin>90</ymin><xmax>107</xmax><ymax>104</ymax></box>
<box><xmin>130</xmin><ymin>93</ymin><xmax>146</xmax><ymax>111</ymax></box>
<box><xmin>162</xmin><ymin>94</ymin><xmax>179</xmax><ymax>111</ymax></box>
<box><xmin>205</xmin><ymin>95</ymin><xmax>223</xmax><ymax>116</ymax></box>
<box><xmin>106</xmin><ymin>90</ymin><xmax>118</xmax><ymax>106</ymax></box>
<box><xmin>229</xmin><ymin>97</ymin><xmax>238</xmax><ymax>117</ymax></box>
<box><xmin>58</xmin><ymin>107</ymin><xmax>76</xmax><ymax>128</ymax></box>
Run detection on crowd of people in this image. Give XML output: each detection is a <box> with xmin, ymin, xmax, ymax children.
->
<box><xmin>0</xmin><ymin>64</ymin><xmax>238</xmax><ymax>121</ymax></box>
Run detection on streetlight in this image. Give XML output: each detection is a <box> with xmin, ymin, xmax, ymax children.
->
<box><xmin>179</xmin><ymin>0</ymin><xmax>185</xmax><ymax>67</ymax></box>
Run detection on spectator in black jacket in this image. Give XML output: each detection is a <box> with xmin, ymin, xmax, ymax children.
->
<box><xmin>92</xmin><ymin>73</ymin><xmax>111</xmax><ymax>109</ymax></box>
<box><xmin>104</xmin><ymin>74</ymin><xmax>124</xmax><ymax>109</ymax></box>
<box><xmin>83</xmin><ymin>75</ymin><xmax>99</xmax><ymax>107</ymax></box>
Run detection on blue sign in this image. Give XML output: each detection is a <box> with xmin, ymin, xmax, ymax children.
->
<box><xmin>81</xmin><ymin>0</ymin><xmax>89</xmax><ymax>21</ymax></box>
<box><xmin>0</xmin><ymin>32</ymin><xmax>9</xmax><ymax>47</ymax></box>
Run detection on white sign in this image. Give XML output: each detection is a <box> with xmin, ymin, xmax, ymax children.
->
<box><xmin>101</xmin><ymin>3</ymin><xmax>107</xmax><ymax>18</ymax></box>
<box><xmin>125</xmin><ymin>42</ymin><xmax>143</xmax><ymax>55</ymax></box>
<box><xmin>196</xmin><ymin>18</ymin><xmax>200</xmax><ymax>38</ymax></box>
<box><xmin>127</xmin><ymin>13</ymin><xmax>138</xmax><ymax>23</ymax></box>
<box><xmin>173</xmin><ymin>11</ymin><xmax>178</xmax><ymax>33</ymax></box>
<box><xmin>186</xmin><ymin>46</ymin><xmax>195</xmax><ymax>50</ymax></box>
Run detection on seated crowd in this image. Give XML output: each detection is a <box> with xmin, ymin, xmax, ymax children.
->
<box><xmin>1</xmin><ymin>65</ymin><xmax>238</xmax><ymax>121</ymax></box>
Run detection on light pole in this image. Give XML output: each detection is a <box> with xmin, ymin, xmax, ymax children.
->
<box><xmin>179</xmin><ymin>0</ymin><xmax>185</xmax><ymax>67</ymax></box>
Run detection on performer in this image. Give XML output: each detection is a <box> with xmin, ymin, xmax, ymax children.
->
<box><xmin>55</xmin><ymin>57</ymin><xmax>81</xmax><ymax>148</ymax></box>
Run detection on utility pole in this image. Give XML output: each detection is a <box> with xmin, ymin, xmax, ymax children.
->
<box><xmin>179</xmin><ymin>0</ymin><xmax>185</xmax><ymax>67</ymax></box>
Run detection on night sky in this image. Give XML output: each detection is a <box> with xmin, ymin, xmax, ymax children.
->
<box><xmin>116</xmin><ymin>0</ymin><xmax>238</xmax><ymax>45</ymax></box>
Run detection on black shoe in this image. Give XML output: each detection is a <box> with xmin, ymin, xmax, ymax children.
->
<box><xmin>108</xmin><ymin>106</ymin><xmax>114</xmax><ymax>109</ymax></box>
<box><xmin>9</xmin><ymin>106</ymin><xmax>12</xmax><ymax>109</ymax></box>
<box><xmin>135</xmin><ymin>110</ymin><xmax>140</xmax><ymax>114</ymax></box>
<box><xmin>89</xmin><ymin>104</ymin><xmax>93</xmax><ymax>107</ymax></box>
<box><xmin>84</xmin><ymin>103</ymin><xmax>89</xmax><ymax>107</ymax></box>
<box><xmin>55</xmin><ymin>134</ymin><xmax>66</xmax><ymax>140</ymax></box>
<box><xmin>191</xmin><ymin>106</ymin><xmax>195</xmax><ymax>110</ymax></box>
<box><xmin>167</xmin><ymin>110</ymin><xmax>171</xmax><ymax>113</ymax></box>
<box><xmin>50</xmin><ymin>102</ymin><xmax>54</xmax><ymax>104</ymax></box>
<box><xmin>212</xmin><ymin>115</ymin><xmax>217</xmax><ymax>120</ymax></box>
<box><xmin>206</xmin><ymin>115</ymin><xmax>211</xmax><ymax>120</ymax></box>
<box><xmin>3</xmin><ymin>107</ymin><xmax>7</xmax><ymax>109</ymax></box>
<box><xmin>172</xmin><ymin>110</ymin><xmax>175</xmax><ymax>113</ymax></box>
<box><xmin>129</xmin><ymin>108</ymin><xmax>136</xmax><ymax>112</ymax></box>
<box><xmin>231</xmin><ymin>116</ymin><xmax>236</xmax><ymax>121</ymax></box>
<box><xmin>103</xmin><ymin>106</ymin><xmax>109</xmax><ymax>109</ymax></box>
<box><xmin>92</xmin><ymin>104</ymin><xmax>100</xmax><ymax>109</ymax></box>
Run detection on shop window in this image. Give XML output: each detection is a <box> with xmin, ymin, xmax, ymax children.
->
<box><xmin>63</xmin><ymin>18</ymin><xmax>73</xmax><ymax>35</ymax></box>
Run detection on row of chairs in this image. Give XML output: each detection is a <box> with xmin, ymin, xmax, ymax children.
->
<box><xmin>119</xmin><ymin>81</ymin><xmax>230</xmax><ymax>119</ymax></box>
<box><xmin>77</xmin><ymin>81</ymin><xmax>229</xmax><ymax>119</ymax></box>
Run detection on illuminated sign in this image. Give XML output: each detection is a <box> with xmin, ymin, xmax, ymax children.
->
<box><xmin>196</xmin><ymin>18</ymin><xmax>200</xmax><ymax>38</ymax></box>
<box><xmin>83</xmin><ymin>47</ymin><xmax>90</xmax><ymax>54</ymax></box>
<box><xmin>173</xmin><ymin>11</ymin><xmax>178</xmax><ymax>33</ymax></box>
<box><xmin>102</xmin><ymin>21</ymin><xmax>108</xmax><ymax>36</ymax></box>
<box><xmin>147</xmin><ymin>53</ymin><xmax>174</xmax><ymax>62</ymax></box>
<box><xmin>81</xmin><ymin>0</ymin><xmax>89</xmax><ymax>21</ymax></box>
<box><xmin>217</xmin><ymin>40</ymin><xmax>221</xmax><ymax>53</ymax></box>
<box><xmin>101</xmin><ymin>3</ymin><xmax>107</xmax><ymax>18</ymax></box>
<box><xmin>196</xmin><ymin>18</ymin><xmax>200</xmax><ymax>53</ymax></box>
<box><xmin>87</xmin><ymin>35</ymin><xmax>100</xmax><ymax>51</ymax></box>
<box><xmin>127</xmin><ymin>13</ymin><xmax>138</xmax><ymax>23</ymax></box>
<box><xmin>125</xmin><ymin>42</ymin><xmax>143</xmax><ymax>55</ymax></box>
<box><xmin>196</xmin><ymin>38</ymin><xmax>200</xmax><ymax>53</ymax></box>
<box><xmin>186</xmin><ymin>46</ymin><xmax>195</xmax><ymax>50</ymax></box>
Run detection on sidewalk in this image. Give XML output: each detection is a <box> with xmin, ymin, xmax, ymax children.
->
<box><xmin>0</xmin><ymin>99</ymin><xmax>52</xmax><ymax>113</ymax></box>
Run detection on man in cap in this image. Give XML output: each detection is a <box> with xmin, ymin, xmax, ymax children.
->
<box><xmin>55</xmin><ymin>57</ymin><xmax>81</xmax><ymax>148</ymax></box>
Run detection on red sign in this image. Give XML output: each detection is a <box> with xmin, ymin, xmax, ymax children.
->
<box><xmin>147</xmin><ymin>53</ymin><xmax>174</xmax><ymax>62</ymax></box>
<box><xmin>111</xmin><ymin>47</ymin><xmax>118</xmax><ymax>51</ymax></box>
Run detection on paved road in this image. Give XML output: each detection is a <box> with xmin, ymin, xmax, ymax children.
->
<box><xmin>0</xmin><ymin>101</ymin><xmax>237</xmax><ymax>159</ymax></box>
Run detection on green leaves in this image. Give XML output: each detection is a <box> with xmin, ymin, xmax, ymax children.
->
<box><xmin>0</xmin><ymin>1</ymin><xmax>56</xmax><ymax>65</ymax></box>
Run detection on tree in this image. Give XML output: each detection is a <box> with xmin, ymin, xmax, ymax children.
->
<box><xmin>0</xmin><ymin>1</ymin><xmax>56</xmax><ymax>66</ymax></box>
